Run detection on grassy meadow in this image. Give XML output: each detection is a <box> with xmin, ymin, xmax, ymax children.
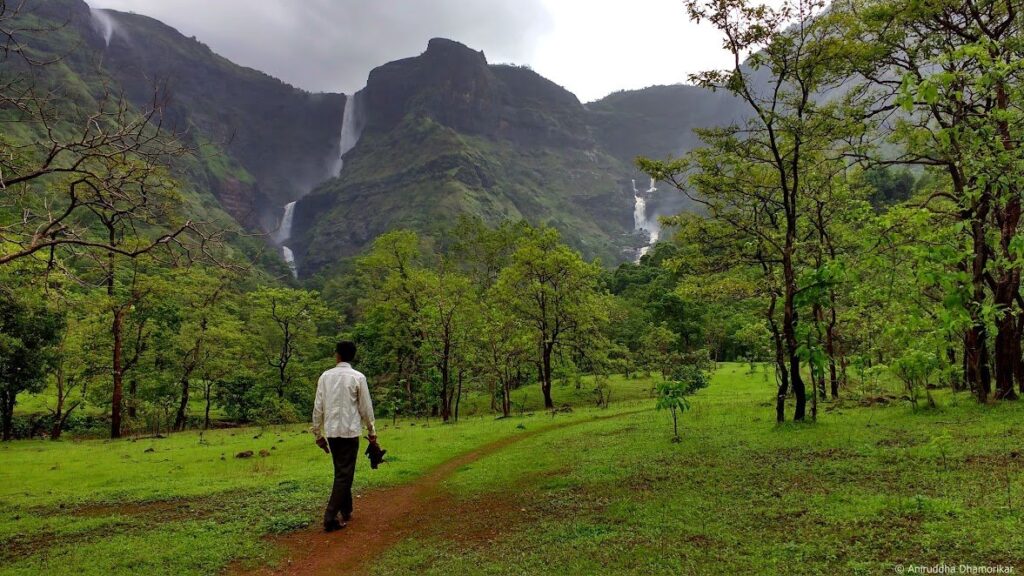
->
<box><xmin>2</xmin><ymin>365</ymin><xmax>1023</xmax><ymax>575</ymax></box>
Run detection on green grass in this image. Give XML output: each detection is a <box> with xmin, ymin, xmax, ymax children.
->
<box><xmin>0</xmin><ymin>376</ymin><xmax>657</xmax><ymax>576</ymax></box>
<box><xmin>371</xmin><ymin>364</ymin><xmax>1024</xmax><ymax>575</ymax></box>
<box><xmin>3</xmin><ymin>366</ymin><xmax>1023</xmax><ymax>575</ymax></box>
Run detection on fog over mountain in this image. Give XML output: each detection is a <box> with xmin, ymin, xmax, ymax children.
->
<box><xmin>86</xmin><ymin>0</ymin><xmax>739</xmax><ymax>102</ymax></box>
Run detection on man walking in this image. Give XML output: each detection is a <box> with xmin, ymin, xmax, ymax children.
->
<box><xmin>311</xmin><ymin>341</ymin><xmax>377</xmax><ymax>532</ymax></box>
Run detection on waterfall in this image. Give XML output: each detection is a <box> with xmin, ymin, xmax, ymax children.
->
<box><xmin>281</xmin><ymin>246</ymin><xmax>298</xmax><ymax>278</ymax></box>
<box><xmin>633</xmin><ymin>178</ymin><xmax>660</xmax><ymax>259</ymax></box>
<box><xmin>274</xmin><ymin>201</ymin><xmax>296</xmax><ymax>244</ymax></box>
<box><xmin>275</xmin><ymin>91</ymin><xmax>364</xmax><ymax>279</ymax></box>
<box><xmin>90</xmin><ymin>8</ymin><xmax>116</xmax><ymax>47</ymax></box>
<box><xmin>275</xmin><ymin>201</ymin><xmax>298</xmax><ymax>278</ymax></box>
<box><xmin>329</xmin><ymin>91</ymin><xmax>365</xmax><ymax>177</ymax></box>
<box><xmin>632</xmin><ymin>180</ymin><xmax>648</xmax><ymax>230</ymax></box>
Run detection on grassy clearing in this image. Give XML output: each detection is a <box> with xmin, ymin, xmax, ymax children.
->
<box><xmin>0</xmin><ymin>375</ymin><xmax>657</xmax><ymax>576</ymax></box>
<box><xmin>4</xmin><ymin>365</ymin><xmax>1023</xmax><ymax>575</ymax></box>
<box><xmin>371</xmin><ymin>364</ymin><xmax>1024</xmax><ymax>575</ymax></box>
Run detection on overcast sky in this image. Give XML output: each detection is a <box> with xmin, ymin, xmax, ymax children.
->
<box><xmin>88</xmin><ymin>0</ymin><xmax>736</xmax><ymax>102</ymax></box>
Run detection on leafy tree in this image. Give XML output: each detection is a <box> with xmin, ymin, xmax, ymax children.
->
<box><xmin>893</xmin><ymin>350</ymin><xmax>939</xmax><ymax>410</ymax></box>
<box><xmin>0</xmin><ymin>288</ymin><xmax>63</xmax><ymax>440</ymax></box>
<box><xmin>840</xmin><ymin>0</ymin><xmax>1024</xmax><ymax>400</ymax></box>
<box><xmin>165</xmin><ymin>270</ymin><xmax>236</xmax><ymax>431</ymax></box>
<box><xmin>47</xmin><ymin>300</ymin><xmax>103</xmax><ymax>440</ymax></box>
<box><xmin>495</xmin><ymin>227</ymin><xmax>606</xmax><ymax>408</ymax></box>
<box><xmin>655</xmin><ymin>366</ymin><xmax>708</xmax><ymax>442</ymax></box>
<box><xmin>247</xmin><ymin>287</ymin><xmax>334</xmax><ymax>402</ymax></box>
<box><xmin>416</xmin><ymin>264</ymin><xmax>480</xmax><ymax>421</ymax></box>
<box><xmin>215</xmin><ymin>376</ymin><xmax>260</xmax><ymax>424</ymax></box>
<box><xmin>644</xmin><ymin>0</ymin><xmax>856</xmax><ymax>421</ymax></box>
<box><xmin>864</xmin><ymin>168</ymin><xmax>916</xmax><ymax>207</ymax></box>
<box><xmin>355</xmin><ymin>230</ymin><xmax>432</xmax><ymax>413</ymax></box>
<box><xmin>476</xmin><ymin>300</ymin><xmax>534</xmax><ymax>418</ymax></box>
<box><xmin>639</xmin><ymin>323</ymin><xmax>679</xmax><ymax>379</ymax></box>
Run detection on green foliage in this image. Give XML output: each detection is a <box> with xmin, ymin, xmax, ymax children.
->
<box><xmin>215</xmin><ymin>376</ymin><xmax>261</xmax><ymax>424</ymax></box>
<box><xmin>655</xmin><ymin>365</ymin><xmax>707</xmax><ymax>441</ymax></box>
<box><xmin>892</xmin><ymin>350</ymin><xmax>940</xmax><ymax>410</ymax></box>
<box><xmin>0</xmin><ymin>286</ymin><xmax>64</xmax><ymax>440</ymax></box>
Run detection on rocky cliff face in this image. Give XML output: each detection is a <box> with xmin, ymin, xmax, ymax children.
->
<box><xmin>291</xmin><ymin>39</ymin><xmax>637</xmax><ymax>276</ymax></box>
<box><xmin>47</xmin><ymin>2</ymin><xmax>346</xmax><ymax>231</ymax></box>
<box><xmin>22</xmin><ymin>2</ymin><xmax>745</xmax><ymax>277</ymax></box>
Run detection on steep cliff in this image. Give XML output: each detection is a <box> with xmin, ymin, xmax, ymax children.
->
<box><xmin>290</xmin><ymin>39</ymin><xmax>638</xmax><ymax>276</ymax></box>
<box><xmin>16</xmin><ymin>2</ymin><xmax>747</xmax><ymax>278</ymax></box>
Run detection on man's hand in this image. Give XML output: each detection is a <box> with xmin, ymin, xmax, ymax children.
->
<box><xmin>315</xmin><ymin>436</ymin><xmax>330</xmax><ymax>454</ymax></box>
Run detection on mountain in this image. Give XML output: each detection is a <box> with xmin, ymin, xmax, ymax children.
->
<box><xmin>289</xmin><ymin>41</ymin><xmax>748</xmax><ymax>276</ymax></box>
<box><xmin>290</xmin><ymin>39</ymin><xmax>639</xmax><ymax>275</ymax></box>
<box><xmin>84</xmin><ymin>6</ymin><xmax>346</xmax><ymax>232</ymax></box>
<box><xmin>14</xmin><ymin>1</ymin><xmax>744</xmax><ymax>277</ymax></box>
<box><xmin>587</xmin><ymin>85</ymin><xmax>743</xmax><ymax>223</ymax></box>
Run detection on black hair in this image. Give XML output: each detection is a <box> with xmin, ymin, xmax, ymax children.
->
<box><xmin>336</xmin><ymin>341</ymin><xmax>357</xmax><ymax>362</ymax></box>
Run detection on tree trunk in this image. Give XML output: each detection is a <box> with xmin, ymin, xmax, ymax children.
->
<box><xmin>111</xmin><ymin>309</ymin><xmax>125</xmax><ymax>439</ymax></box>
<box><xmin>768</xmin><ymin>293</ymin><xmax>789</xmax><ymax>423</ymax></box>
<box><xmin>502</xmin><ymin>380</ymin><xmax>512</xmax><ymax>418</ymax></box>
<box><xmin>1016</xmin><ymin>315</ymin><xmax>1024</xmax><ymax>395</ymax></box>
<box><xmin>965</xmin><ymin>324</ymin><xmax>991</xmax><ymax>402</ymax></box>
<box><xmin>439</xmin><ymin>349</ymin><xmax>451</xmax><ymax>422</ymax></box>
<box><xmin>51</xmin><ymin>401</ymin><xmax>63</xmax><ymax>440</ymax></box>
<box><xmin>992</xmin><ymin>207</ymin><xmax>1020</xmax><ymax>400</ymax></box>
<box><xmin>541</xmin><ymin>343</ymin><xmax>555</xmax><ymax>409</ymax></box>
<box><xmin>992</xmin><ymin>80</ymin><xmax>1020</xmax><ymax>401</ymax></box>
<box><xmin>994</xmin><ymin>315</ymin><xmax>1019</xmax><ymax>400</ymax></box>
<box><xmin>277</xmin><ymin>361</ymin><xmax>286</xmax><ymax>399</ymax></box>
<box><xmin>783</xmin><ymin>274</ymin><xmax>806</xmax><ymax>421</ymax></box>
<box><xmin>203</xmin><ymin>384</ymin><xmax>212</xmax><ymax>430</ymax></box>
<box><xmin>946</xmin><ymin>345</ymin><xmax>962</xmax><ymax>391</ymax></box>
<box><xmin>826</xmin><ymin>296</ymin><xmax>839</xmax><ymax>400</ymax></box>
<box><xmin>52</xmin><ymin>369</ymin><xmax>66</xmax><ymax>439</ymax></box>
<box><xmin>454</xmin><ymin>370</ymin><xmax>463</xmax><ymax>423</ymax></box>
<box><xmin>174</xmin><ymin>379</ymin><xmax>190</xmax><ymax>431</ymax></box>
<box><xmin>1</xmin><ymin>391</ymin><xmax>14</xmax><ymax>441</ymax></box>
<box><xmin>965</xmin><ymin>202</ymin><xmax>992</xmax><ymax>402</ymax></box>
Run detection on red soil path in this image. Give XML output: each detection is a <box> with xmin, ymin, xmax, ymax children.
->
<box><xmin>234</xmin><ymin>409</ymin><xmax>642</xmax><ymax>576</ymax></box>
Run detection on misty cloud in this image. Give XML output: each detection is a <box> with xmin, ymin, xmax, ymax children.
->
<box><xmin>88</xmin><ymin>0</ymin><xmax>554</xmax><ymax>95</ymax></box>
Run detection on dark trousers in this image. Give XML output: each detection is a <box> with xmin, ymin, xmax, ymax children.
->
<box><xmin>324</xmin><ymin>436</ymin><xmax>359</xmax><ymax>525</ymax></box>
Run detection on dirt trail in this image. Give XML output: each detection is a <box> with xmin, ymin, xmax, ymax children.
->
<box><xmin>234</xmin><ymin>408</ymin><xmax>644</xmax><ymax>576</ymax></box>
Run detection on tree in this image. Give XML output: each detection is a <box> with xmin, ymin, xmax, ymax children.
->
<box><xmin>840</xmin><ymin>0</ymin><xmax>1024</xmax><ymax>400</ymax></box>
<box><xmin>655</xmin><ymin>366</ymin><xmax>708</xmax><ymax>442</ymax></box>
<box><xmin>247</xmin><ymin>287</ymin><xmax>334</xmax><ymax>402</ymax></box>
<box><xmin>47</xmin><ymin>300</ymin><xmax>102</xmax><ymax>440</ymax></box>
<box><xmin>643</xmin><ymin>0</ymin><xmax>853</xmax><ymax>421</ymax></box>
<box><xmin>416</xmin><ymin>265</ymin><xmax>479</xmax><ymax>422</ymax></box>
<box><xmin>477</xmin><ymin>299</ymin><xmax>534</xmax><ymax>418</ymax></box>
<box><xmin>0</xmin><ymin>287</ymin><xmax>63</xmax><ymax>440</ymax></box>
<box><xmin>156</xmin><ymin>270</ymin><xmax>241</xmax><ymax>431</ymax></box>
<box><xmin>639</xmin><ymin>324</ymin><xmax>679</xmax><ymax>379</ymax></box>
<box><xmin>495</xmin><ymin>227</ymin><xmax>606</xmax><ymax>409</ymax></box>
<box><xmin>355</xmin><ymin>230</ymin><xmax>432</xmax><ymax>413</ymax></box>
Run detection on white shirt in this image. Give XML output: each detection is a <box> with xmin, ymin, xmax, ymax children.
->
<box><xmin>311</xmin><ymin>362</ymin><xmax>377</xmax><ymax>439</ymax></box>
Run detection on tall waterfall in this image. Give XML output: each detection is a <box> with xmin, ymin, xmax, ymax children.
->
<box><xmin>273</xmin><ymin>91</ymin><xmax>365</xmax><ymax>279</ymax></box>
<box><xmin>633</xmin><ymin>178</ymin><xmax>660</xmax><ymax>259</ymax></box>
<box><xmin>274</xmin><ymin>201</ymin><xmax>296</xmax><ymax>244</ymax></box>
<box><xmin>90</xmin><ymin>9</ymin><xmax>116</xmax><ymax>47</ymax></box>
<box><xmin>330</xmin><ymin>91</ymin><xmax>365</xmax><ymax>177</ymax></box>
<box><xmin>281</xmin><ymin>246</ymin><xmax>297</xmax><ymax>278</ymax></box>
<box><xmin>275</xmin><ymin>201</ymin><xmax>297</xmax><ymax>278</ymax></box>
